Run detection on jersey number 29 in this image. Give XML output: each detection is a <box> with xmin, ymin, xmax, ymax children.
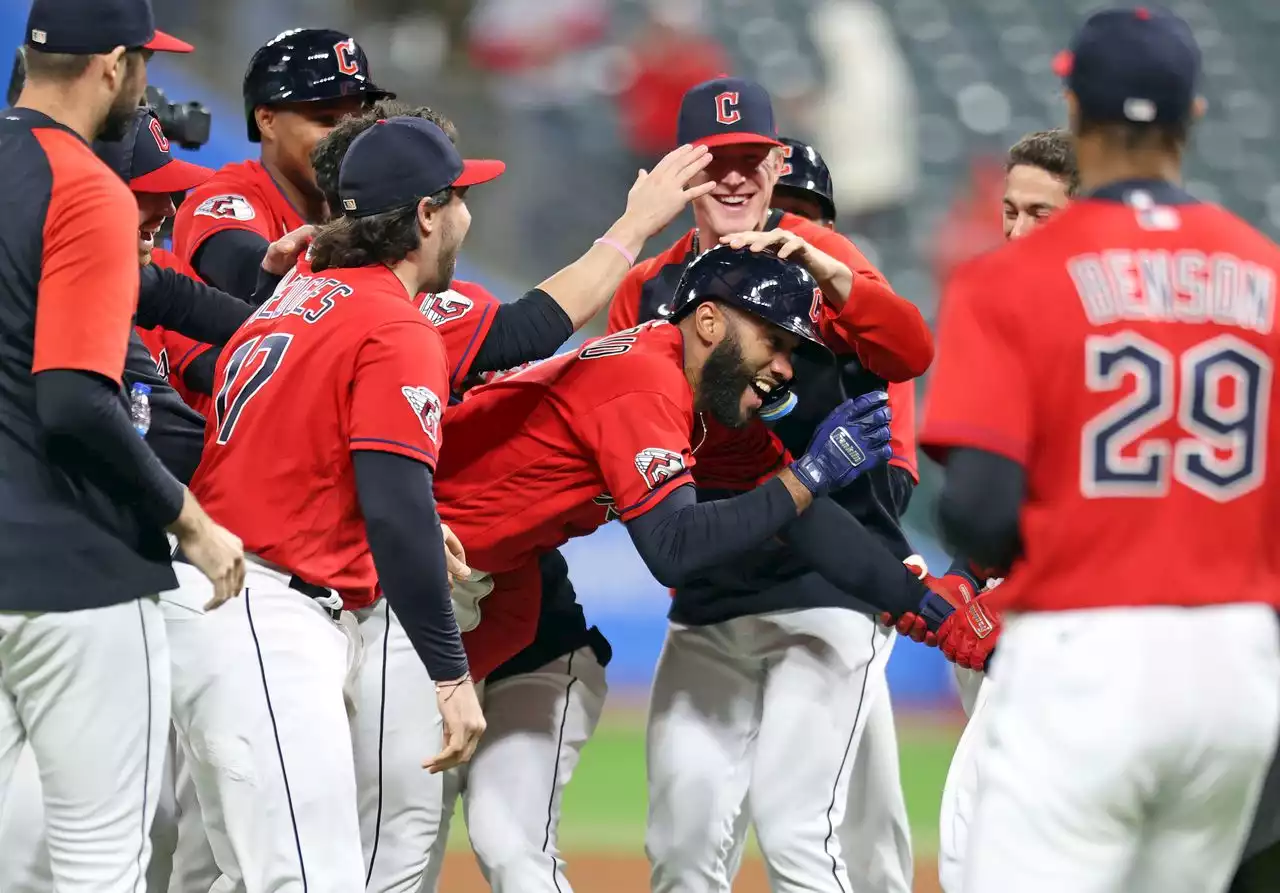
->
<box><xmin>1081</xmin><ymin>332</ymin><xmax>1271</xmax><ymax>503</ymax></box>
<box><xmin>213</xmin><ymin>333</ymin><xmax>294</xmax><ymax>445</ymax></box>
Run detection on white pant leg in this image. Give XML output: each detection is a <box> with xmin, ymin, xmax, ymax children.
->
<box><xmin>352</xmin><ymin>600</ymin><xmax>447</xmax><ymax>893</ymax></box>
<box><xmin>646</xmin><ymin>620</ymin><xmax>761</xmax><ymax>893</ymax></box>
<box><xmin>0</xmin><ymin>743</ymin><xmax>53</xmax><ymax>893</ymax></box>
<box><xmin>963</xmin><ymin>606</ymin><xmax>1280</xmax><ymax>893</ymax></box>
<box><xmin>464</xmin><ymin>647</ymin><xmax>608</xmax><ymax>893</ymax></box>
<box><xmin>839</xmin><ymin>644</ymin><xmax>913</xmax><ymax>893</ymax></box>
<box><xmin>747</xmin><ymin>609</ymin><xmax>893</xmax><ymax>893</ymax></box>
<box><xmin>166</xmin><ymin>563</ymin><xmax>363</xmax><ymax>893</ymax></box>
<box><xmin>0</xmin><ymin>600</ymin><xmax>170</xmax><ymax>893</ymax></box>
<box><xmin>937</xmin><ymin>675</ymin><xmax>992</xmax><ymax>893</ymax></box>
<box><xmin>168</xmin><ymin>728</ymin><xmax>219</xmax><ymax>893</ymax></box>
<box><xmin>418</xmin><ymin>762</ymin><xmax>464</xmax><ymax>893</ymax></box>
<box><xmin>146</xmin><ymin>731</ymin><xmax>178</xmax><ymax>893</ymax></box>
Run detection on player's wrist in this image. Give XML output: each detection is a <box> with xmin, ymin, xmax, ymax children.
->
<box><xmin>166</xmin><ymin>487</ymin><xmax>204</xmax><ymax>537</ymax></box>
<box><xmin>604</xmin><ymin>217</ymin><xmax>649</xmax><ymax>257</ymax></box>
<box><xmin>776</xmin><ymin>467</ymin><xmax>815</xmax><ymax>511</ymax></box>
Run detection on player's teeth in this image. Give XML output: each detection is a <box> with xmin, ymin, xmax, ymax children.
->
<box><xmin>754</xmin><ymin>378</ymin><xmax>773</xmax><ymax>394</ymax></box>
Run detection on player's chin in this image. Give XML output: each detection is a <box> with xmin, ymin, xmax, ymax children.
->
<box><xmin>741</xmin><ymin>387</ymin><xmax>763</xmax><ymax>420</ymax></box>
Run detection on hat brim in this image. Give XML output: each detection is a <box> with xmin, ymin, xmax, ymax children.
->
<box><xmin>144</xmin><ymin>30</ymin><xmax>194</xmax><ymax>54</ymax></box>
<box><xmin>130</xmin><ymin>157</ymin><xmax>214</xmax><ymax>193</ymax></box>
<box><xmin>1052</xmin><ymin>50</ymin><xmax>1074</xmax><ymax>77</ymax></box>
<box><xmin>454</xmin><ymin>159</ymin><xmax>506</xmax><ymax>187</ymax></box>
<box><xmin>693</xmin><ymin>132</ymin><xmax>784</xmax><ymax>149</ymax></box>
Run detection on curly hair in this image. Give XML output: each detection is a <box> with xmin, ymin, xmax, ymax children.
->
<box><xmin>312</xmin><ymin>100</ymin><xmax>460</xmax><ymax>213</ymax></box>
<box><xmin>308</xmin><ymin>189</ymin><xmax>452</xmax><ymax>271</ymax></box>
<box><xmin>1007</xmin><ymin>129</ymin><xmax>1080</xmax><ymax>196</ymax></box>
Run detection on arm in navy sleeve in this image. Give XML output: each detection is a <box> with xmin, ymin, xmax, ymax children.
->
<box><xmin>623</xmin><ymin>477</ymin><xmax>799</xmax><ymax>588</ymax></box>
<box><xmin>136</xmin><ymin>264</ymin><xmax>254</xmax><ymax>345</ymax></box>
<box><xmin>191</xmin><ymin>229</ymin><xmax>270</xmax><ymax>300</ymax></box>
<box><xmin>938</xmin><ymin>447</ymin><xmax>1024</xmax><ymax>574</ymax></box>
<box><xmin>888</xmin><ymin>465</ymin><xmax>916</xmax><ymax>517</ymax></box>
<box><xmin>468</xmin><ymin>288</ymin><xmax>574</xmax><ymax>375</ymax></box>
<box><xmin>353</xmin><ymin>450</ymin><xmax>470</xmax><ymax>681</ymax></box>
<box><xmin>182</xmin><ymin>348</ymin><xmax>222</xmax><ymax>396</ymax></box>
<box><xmin>780</xmin><ymin>496</ymin><xmax>930</xmax><ymax>616</ymax></box>
<box><xmin>35</xmin><ymin>369</ymin><xmax>185</xmax><ymax>528</ymax></box>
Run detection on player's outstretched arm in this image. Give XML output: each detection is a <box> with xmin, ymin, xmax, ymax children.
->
<box><xmin>352</xmin><ymin>450</ymin><xmax>486</xmax><ymax>772</ymax></box>
<box><xmin>137</xmin><ymin>264</ymin><xmax>253</xmax><ymax>346</ymax></box>
<box><xmin>530</xmin><ymin>144</ymin><xmax>717</xmax><ymax>330</ymax></box>
<box><xmin>624</xmin><ymin>393</ymin><xmax>893</xmax><ymax>588</ymax></box>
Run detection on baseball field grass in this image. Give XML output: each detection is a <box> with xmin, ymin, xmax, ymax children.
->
<box><xmin>441</xmin><ymin>702</ymin><xmax>963</xmax><ymax>892</ymax></box>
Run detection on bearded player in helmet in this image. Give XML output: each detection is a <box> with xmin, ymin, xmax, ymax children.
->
<box><xmin>172</xmin><ymin>28</ymin><xmax>392</xmax><ymax>301</ymax></box>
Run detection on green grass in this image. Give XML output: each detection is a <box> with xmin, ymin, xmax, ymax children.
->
<box><xmin>448</xmin><ymin>705</ymin><xmax>962</xmax><ymax>857</ymax></box>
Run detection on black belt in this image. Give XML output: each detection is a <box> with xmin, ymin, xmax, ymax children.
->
<box><xmin>172</xmin><ymin>548</ymin><xmax>341</xmax><ymax>620</ymax></box>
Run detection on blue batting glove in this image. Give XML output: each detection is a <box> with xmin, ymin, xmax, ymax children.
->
<box><xmin>789</xmin><ymin>391</ymin><xmax>892</xmax><ymax>497</ymax></box>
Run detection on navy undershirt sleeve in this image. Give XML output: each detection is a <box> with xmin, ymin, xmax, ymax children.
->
<box><xmin>353</xmin><ymin>450</ymin><xmax>469</xmax><ymax>681</ymax></box>
<box><xmin>938</xmin><ymin>447</ymin><xmax>1025</xmax><ymax>574</ymax></box>
<box><xmin>470</xmin><ymin>288</ymin><xmax>574</xmax><ymax>374</ymax></box>
<box><xmin>623</xmin><ymin>478</ymin><xmax>798</xmax><ymax>588</ymax></box>
<box><xmin>191</xmin><ymin>229</ymin><xmax>270</xmax><ymax>300</ymax></box>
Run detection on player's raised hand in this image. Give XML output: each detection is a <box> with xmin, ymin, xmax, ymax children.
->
<box><xmin>622</xmin><ymin>144</ymin><xmax>718</xmax><ymax>238</ymax></box>
<box><xmin>788</xmin><ymin>391</ymin><xmax>893</xmax><ymax>499</ymax></box>
<box><xmin>261</xmin><ymin>224</ymin><xmax>317</xmax><ymax>275</ymax></box>
<box><xmin>168</xmin><ymin>489</ymin><xmax>246</xmax><ymax>610</ymax></box>
<box><xmin>720</xmin><ymin>229</ymin><xmax>853</xmax><ymax>307</ymax></box>
<box><xmin>439</xmin><ymin>523</ymin><xmax>470</xmax><ymax>592</ymax></box>
<box><xmin>425</xmin><ymin>674</ymin><xmax>486</xmax><ymax>774</ymax></box>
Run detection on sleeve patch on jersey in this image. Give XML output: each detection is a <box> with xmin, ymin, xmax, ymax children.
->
<box><xmin>417</xmin><ymin>290</ymin><xmax>475</xmax><ymax>326</ymax></box>
<box><xmin>635</xmin><ymin>447</ymin><xmax>687</xmax><ymax>490</ymax></box>
<box><xmin>401</xmin><ymin>385</ymin><xmax>443</xmax><ymax>444</ymax></box>
<box><xmin>194</xmin><ymin>194</ymin><xmax>257</xmax><ymax>222</ymax></box>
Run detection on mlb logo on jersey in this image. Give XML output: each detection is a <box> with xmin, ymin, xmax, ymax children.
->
<box><xmin>401</xmin><ymin>385</ymin><xmax>442</xmax><ymax>444</ymax></box>
<box><xmin>634</xmin><ymin>447</ymin><xmax>686</xmax><ymax>490</ymax></box>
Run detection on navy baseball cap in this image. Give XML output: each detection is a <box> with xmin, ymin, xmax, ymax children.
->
<box><xmin>95</xmin><ymin>107</ymin><xmax>212</xmax><ymax>192</ymax></box>
<box><xmin>677</xmin><ymin>76</ymin><xmax>782</xmax><ymax>149</ymax></box>
<box><xmin>25</xmin><ymin>0</ymin><xmax>193</xmax><ymax>54</ymax></box>
<box><xmin>338</xmin><ymin>116</ymin><xmax>505</xmax><ymax>218</ymax></box>
<box><xmin>1053</xmin><ymin>6</ymin><xmax>1199</xmax><ymax>124</ymax></box>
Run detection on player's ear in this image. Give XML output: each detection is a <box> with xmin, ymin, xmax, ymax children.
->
<box><xmin>255</xmin><ymin>106</ymin><xmax>275</xmax><ymax>142</ymax></box>
<box><xmin>692</xmin><ymin>301</ymin><xmax>722</xmax><ymax>346</ymax></box>
<box><xmin>1191</xmin><ymin>95</ymin><xmax>1208</xmax><ymax>121</ymax></box>
<box><xmin>415</xmin><ymin>196</ymin><xmax>437</xmax><ymax>237</ymax></box>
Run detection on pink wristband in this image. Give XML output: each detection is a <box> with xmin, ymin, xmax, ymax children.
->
<box><xmin>594</xmin><ymin>237</ymin><xmax>636</xmax><ymax>267</ymax></box>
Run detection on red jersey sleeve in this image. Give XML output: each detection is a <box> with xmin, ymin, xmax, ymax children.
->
<box><xmin>348</xmin><ymin>321</ymin><xmax>451</xmax><ymax>470</ymax></box>
<box><xmin>577</xmin><ymin>391</ymin><xmax>695</xmax><ymax>520</ymax></box>
<box><xmin>802</xmin><ymin>223</ymin><xmax>935</xmax><ymax>382</ymax></box>
<box><xmin>172</xmin><ymin>185</ymin><xmax>274</xmax><ymax>269</ymax></box>
<box><xmin>606</xmin><ymin>266</ymin><xmax>643</xmax><ymax>334</ymax></box>
<box><xmin>919</xmin><ymin>257</ymin><xmax>1032</xmax><ymax>465</ymax></box>
<box><xmin>32</xmin><ymin>131</ymin><xmax>139</xmax><ymax>380</ymax></box>
<box><xmin>422</xmin><ymin>280</ymin><xmax>501</xmax><ymax>391</ymax></box>
<box><xmin>692</xmin><ymin>417</ymin><xmax>792</xmax><ymax>492</ymax></box>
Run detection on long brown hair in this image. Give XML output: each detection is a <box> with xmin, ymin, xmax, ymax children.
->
<box><xmin>309</xmin><ymin>189</ymin><xmax>450</xmax><ymax>271</ymax></box>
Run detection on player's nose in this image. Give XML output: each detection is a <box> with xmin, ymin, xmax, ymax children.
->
<box><xmin>162</xmin><ymin>195</ymin><xmax>178</xmax><ymax>218</ymax></box>
<box><xmin>1009</xmin><ymin>213</ymin><xmax>1036</xmax><ymax>240</ymax></box>
<box><xmin>770</xmin><ymin>352</ymin><xmax>794</xmax><ymax>383</ymax></box>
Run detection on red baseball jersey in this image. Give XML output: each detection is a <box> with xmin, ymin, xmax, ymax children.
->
<box><xmin>410</xmin><ymin>279</ymin><xmax>501</xmax><ymax>393</ymax></box>
<box><xmin>606</xmin><ymin>214</ymin><xmax>925</xmax><ymax>479</ymax></box>
<box><xmin>190</xmin><ymin>262</ymin><xmax>449</xmax><ymax>610</ymax></box>
<box><xmin>137</xmin><ymin>247</ymin><xmax>216</xmax><ymax>415</ymax></box>
<box><xmin>921</xmin><ymin>183</ymin><xmax>1280</xmax><ymax>613</ymax></box>
<box><xmin>171</xmin><ymin>160</ymin><xmax>306</xmax><ymax>272</ymax></box>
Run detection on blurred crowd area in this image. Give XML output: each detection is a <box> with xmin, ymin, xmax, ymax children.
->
<box><xmin>153</xmin><ymin>0</ymin><xmax>1280</xmax><ymax>528</ymax></box>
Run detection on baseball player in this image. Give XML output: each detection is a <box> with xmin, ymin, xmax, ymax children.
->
<box><xmin>922</xmin><ymin>8</ymin><xmax>1280</xmax><ymax>892</ymax></box>
<box><xmin>170</xmin><ymin>27</ymin><xmax>390</xmax><ymax>414</ymax></box>
<box><xmin>0</xmin><ymin>2</ymin><xmax>245</xmax><ymax>892</ymax></box>
<box><xmin>927</xmin><ymin>127</ymin><xmax>1077</xmax><ymax>893</ymax></box>
<box><xmin>707</xmin><ymin>136</ymin><xmax>914</xmax><ymax>893</ymax></box>
<box><xmin>604</xmin><ymin>77</ymin><xmax>933</xmax><ymax>893</ymax></box>
<box><xmin>302</xmin><ymin>103</ymin><xmax>715</xmax><ymax>893</ymax></box>
<box><xmin>164</xmin><ymin>117</ymin><xmax>498</xmax><ymax>893</ymax></box>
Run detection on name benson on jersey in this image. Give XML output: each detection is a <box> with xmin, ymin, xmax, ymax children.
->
<box><xmin>194</xmin><ymin>194</ymin><xmax>257</xmax><ymax>221</ymax></box>
<box><xmin>417</xmin><ymin>290</ymin><xmax>475</xmax><ymax>326</ymax></box>
<box><xmin>252</xmin><ymin>274</ymin><xmax>353</xmax><ymax>325</ymax></box>
<box><xmin>635</xmin><ymin>447</ymin><xmax>686</xmax><ymax>489</ymax></box>
<box><xmin>1068</xmin><ymin>249</ymin><xmax>1275</xmax><ymax>334</ymax></box>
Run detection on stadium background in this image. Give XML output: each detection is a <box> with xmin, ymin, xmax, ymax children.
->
<box><xmin>8</xmin><ymin>0</ymin><xmax>1278</xmax><ymax>888</ymax></box>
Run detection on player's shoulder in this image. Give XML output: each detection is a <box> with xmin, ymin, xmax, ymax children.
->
<box><xmin>41</xmin><ymin>133</ymin><xmax>132</xmax><ymax>202</ymax></box>
<box><xmin>576</xmin><ymin>321</ymin><xmax>687</xmax><ymax>393</ymax></box>
<box><xmin>179</xmin><ymin>160</ymin><xmax>269</xmax><ymax>222</ymax></box>
<box><xmin>1190</xmin><ymin>203</ymin><xmax>1280</xmax><ymax>260</ymax></box>
<box><xmin>630</xmin><ymin>230</ymin><xmax>698</xmax><ymax>283</ymax></box>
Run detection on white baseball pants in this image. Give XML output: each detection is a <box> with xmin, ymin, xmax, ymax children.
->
<box><xmin>646</xmin><ymin>608</ymin><xmax>894</xmax><ymax>893</ymax></box>
<box><xmin>963</xmin><ymin>605</ymin><xmax>1280</xmax><ymax>893</ymax></box>
<box><xmin>0</xmin><ymin>599</ymin><xmax>169</xmax><ymax>893</ymax></box>
<box><xmin>166</xmin><ymin>560</ymin><xmax>363</xmax><ymax>893</ymax></box>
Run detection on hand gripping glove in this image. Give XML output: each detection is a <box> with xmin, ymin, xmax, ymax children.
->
<box><xmin>937</xmin><ymin>593</ymin><xmax>1001</xmax><ymax>671</ymax></box>
<box><xmin>789</xmin><ymin>391</ymin><xmax>892</xmax><ymax>498</ymax></box>
<box><xmin>880</xmin><ymin>559</ymin><xmax>981</xmax><ymax>646</ymax></box>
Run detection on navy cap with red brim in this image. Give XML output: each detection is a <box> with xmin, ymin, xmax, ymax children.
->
<box><xmin>25</xmin><ymin>0</ymin><xmax>194</xmax><ymax>54</ymax></box>
<box><xmin>677</xmin><ymin>76</ymin><xmax>783</xmax><ymax>149</ymax></box>
<box><xmin>144</xmin><ymin>30</ymin><xmax>193</xmax><ymax>53</ymax></box>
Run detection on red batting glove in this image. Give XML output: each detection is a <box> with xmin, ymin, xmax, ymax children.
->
<box><xmin>936</xmin><ymin>593</ymin><xmax>1001</xmax><ymax>671</ymax></box>
<box><xmin>880</xmin><ymin>558</ymin><xmax>980</xmax><ymax>646</ymax></box>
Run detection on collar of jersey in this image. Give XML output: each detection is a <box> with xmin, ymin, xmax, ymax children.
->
<box><xmin>1085</xmin><ymin>177</ymin><xmax>1199</xmax><ymax>206</ymax></box>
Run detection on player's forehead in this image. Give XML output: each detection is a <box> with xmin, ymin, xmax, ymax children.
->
<box><xmin>1004</xmin><ymin>164</ymin><xmax>1071</xmax><ymax>211</ymax></box>
<box><xmin>276</xmin><ymin>97</ymin><xmax>366</xmax><ymax>122</ymax></box>
<box><xmin>710</xmin><ymin>145</ymin><xmax>772</xmax><ymax>168</ymax></box>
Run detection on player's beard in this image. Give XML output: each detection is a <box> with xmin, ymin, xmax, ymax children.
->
<box><xmin>696</xmin><ymin>329</ymin><xmax>756</xmax><ymax>430</ymax></box>
<box><xmin>422</xmin><ymin>218</ymin><xmax>460</xmax><ymax>294</ymax></box>
<box><xmin>99</xmin><ymin>55</ymin><xmax>145</xmax><ymax>142</ymax></box>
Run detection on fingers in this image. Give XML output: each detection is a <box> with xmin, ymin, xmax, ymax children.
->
<box><xmin>423</xmin><ymin>736</ymin><xmax>464</xmax><ymax>774</ymax></box>
<box><xmin>674</xmin><ymin>148</ymin><xmax>713</xmax><ymax>184</ymax></box>
<box><xmin>655</xmin><ymin>143</ymin><xmax>708</xmax><ymax>175</ymax></box>
<box><xmin>849</xmin><ymin>390</ymin><xmax>890</xmax><ymax>414</ymax></box>
<box><xmin>683</xmin><ymin>180</ymin><xmax>718</xmax><ymax>201</ymax></box>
